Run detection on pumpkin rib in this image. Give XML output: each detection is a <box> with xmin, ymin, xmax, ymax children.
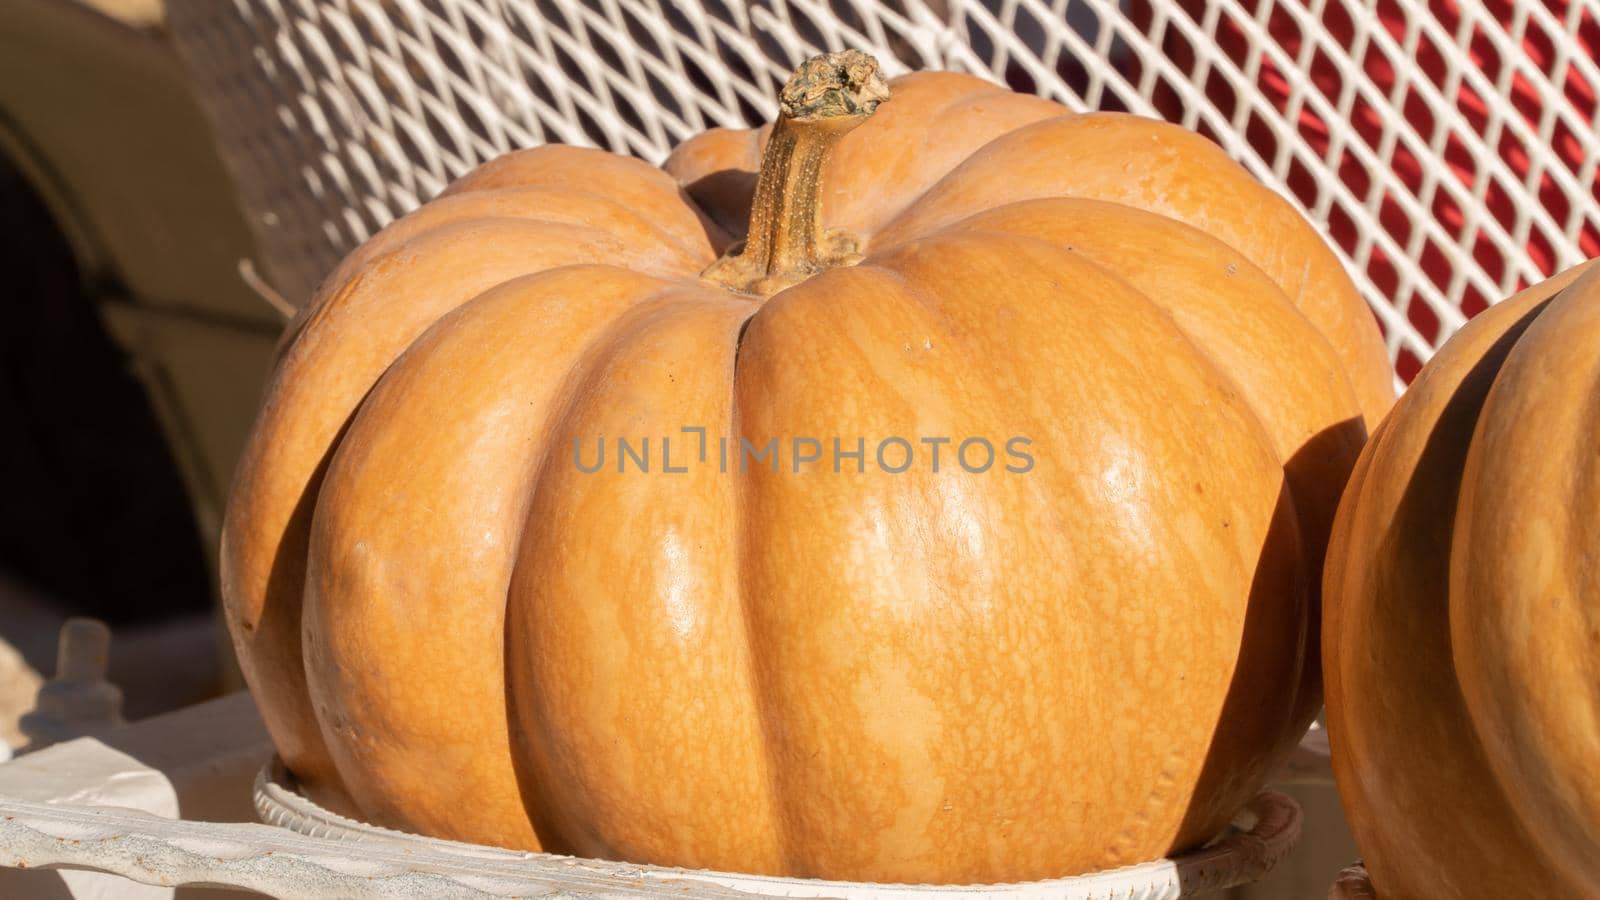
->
<box><xmin>832</xmin><ymin>80</ymin><xmax>1068</xmax><ymax>237</ymax></box>
<box><xmin>728</xmin><ymin>229</ymin><xmax>1303</xmax><ymax>880</ymax></box>
<box><xmin>364</xmin><ymin>216</ymin><xmax>693</xmax><ymax>278</ymax></box>
<box><xmin>867</xmin><ymin>113</ymin><xmax>1395</xmax><ymax>429</ymax></box>
<box><xmin>440</xmin><ymin>143</ymin><xmax>730</xmax><ymax>260</ymax></box>
<box><xmin>981</xmin><ymin>226</ymin><xmax>1313</xmax><ymax>847</ymax></box>
<box><xmin>941</xmin><ymin>198</ymin><xmax>1360</xmax><ymax>449</ymax></box>
<box><xmin>825</xmin><ymin>74</ymin><xmax>1064</xmax><ymax>238</ymax></box>
<box><xmin>855</xmin><ymin>250</ymin><xmax>1280</xmax><ymax>856</ymax></box>
<box><xmin>505</xmin><ymin>286</ymin><xmax>783</xmax><ymax>871</ymax></box>
<box><xmin>329</xmin><ymin>187</ymin><xmax>715</xmax><ymax>285</ymax></box>
<box><xmin>222</xmin><ymin>220</ymin><xmax>692</xmax><ymax>818</ymax></box>
<box><xmin>931</xmin><ymin>223</ymin><xmax>1321</xmax><ymax>819</ymax></box>
<box><xmin>1448</xmin><ymin>266</ymin><xmax>1600</xmax><ymax>889</ymax></box>
<box><xmin>723</xmin><ymin>303</ymin><xmax>793</xmax><ymax>877</ymax></box>
<box><xmin>443</xmin><ymin>143</ymin><xmax>688</xmax><ymax>207</ymax></box>
<box><xmin>663</xmin><ymin>126</ymin><xmax>767</xmax><ymax>242</ymax></box>
<box><xmin>944</xmin><ymin>221</ymin><xmax>1294</xmax><ymax>463</ymax></box>
<box><xmin>877</xmin><ymin>224</ymin><xmax>1303</xmax><ymax>606</ymax></box>
<box><xmin>1320</xmin><ymin>268</ymin><xmax>1585</xmax><ymax>900</ymax></box>
<box><xmin>279</xmin><ymin>213</ymin><xmax>694</xmax><ymax>355</ymax></box>
<box><xmin>944</xmin><ymin>198</ymin><xmax>1362</xmax><ymax>727</ymax></box>
<box><xmin>743</xmin><ymin>257</ymin><xmax>1086</xmax><ymax>857</ymax></box>
<box><xmin>302</xmin><ymin>265</ymin><xmax>684</xmax><ymax>850</ymax></box>
<box><xmin>733</xmin><ymin>258</ymin><xmax>1066</xmax><ymax>880</ymax></box>
<box><xmin>662</xmin><ymin>126</ymin><xmax>762</xmax><ymax>181</ymax></box>
<box><xmin>507</xmin><ymin>286</ymin><xmax>705</xmax><ymax>857</ymax></box>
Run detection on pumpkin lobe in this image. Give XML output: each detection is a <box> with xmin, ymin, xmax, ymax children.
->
<box><xmin>703</xmin><ymin>51</ymin><xmax>889</xmax><ymax>296</ymax></box>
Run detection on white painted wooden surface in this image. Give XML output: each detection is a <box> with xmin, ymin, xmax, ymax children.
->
<box><xmin>0</xmin><ymin>689</ymin><xmax>1321</xmax><ymax>898</ymax></box>
<box><xmin>0</xmin><ymin>690</ymin><xmax>271</xmax><ymax>898</ymax></box>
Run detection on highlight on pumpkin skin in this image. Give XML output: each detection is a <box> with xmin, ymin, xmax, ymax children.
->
<box><xmin>702</xmin><ymin>50</ymin><xmax>890</xmax><ymax>296</ymax></box>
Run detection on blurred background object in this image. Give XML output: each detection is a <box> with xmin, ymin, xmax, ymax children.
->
<box><xmin>0</xmin><ymin>0</ymin><xmax>279</xmax><ymax>722</ymax></box>
<box><xmin>0</xmin><ymin>630</ymin><xmax>41</xmax><ymax>752</ymax></box>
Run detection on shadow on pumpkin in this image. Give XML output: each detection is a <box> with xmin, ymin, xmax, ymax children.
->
<box><xmin>254</xmin><ymin>408</ymin><xmax>365</xmax><ymax>820</ymax></box>
<box><xmin>1174</xmin><ymin>413</ymin><xmax>1365</xmax><ymax>878</ymax></box>
<box><xmin>1333</xmin><ymin>295</ymin><xmax>1563</xmax><ymax>899</ymax></box>
<box><xmin>1279</xmin><ymin>411</ymin><xmax>1371</xmax><ymax>723</ymax></box>
<box><xmin>680</xmin><ymin>169</ymin><xmax>756</xmax><ymax>252</ymax></box>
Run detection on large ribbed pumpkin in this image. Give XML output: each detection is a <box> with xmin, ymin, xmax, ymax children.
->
<box><xmin>222</xmin><ymin>52</ymin><xmax>1389</xmax><ymax>883</ymax></box>
<box><xmin>1324</xmin><ymin>259</ymin><xmax>1600</xmax><ymax>899</ymax></box>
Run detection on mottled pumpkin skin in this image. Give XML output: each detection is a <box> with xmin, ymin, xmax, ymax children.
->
<box><xmin>221</xmin><ymin>69</ymin><xmax>1385</xmax><ymax>882</ymax></box>
<box><xmin>1323</xmin><ymin>260</ymin><xmax>1600</xmax><ymax>900</ymax></box>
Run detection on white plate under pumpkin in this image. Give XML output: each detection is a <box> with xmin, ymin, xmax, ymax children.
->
<box><xmin>254</xmin><ymin>757</ymin><xmax>1301</xmax><ymax>900</ymax></box>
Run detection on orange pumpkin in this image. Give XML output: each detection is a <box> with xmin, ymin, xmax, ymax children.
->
<box><xmin>1323</xmin><ymin>259</ymin><xmax>1600</xmax><ymax>899</ymax></box>
<box><xmin>222</xmin><ymin>52</ymin><xmax>1387</xmax><ymax>882</ymax></box>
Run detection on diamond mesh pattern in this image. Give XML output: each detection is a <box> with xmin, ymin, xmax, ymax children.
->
<box><xmin>167</xmin><ymin>0</ymin><xmax>1600</xmax><ymax>382</ymax></box>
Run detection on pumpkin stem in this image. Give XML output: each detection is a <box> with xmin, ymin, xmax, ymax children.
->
<box><xmin>703</xmin><ymin>50</ymin><xmax>889</xmax><ymax>296</ymax></box>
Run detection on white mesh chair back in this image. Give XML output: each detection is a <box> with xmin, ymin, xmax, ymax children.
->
<box><xmin>166</xmin><ymin>0</ymin><xmax>1600</xmax><ymax>380</ymax></box>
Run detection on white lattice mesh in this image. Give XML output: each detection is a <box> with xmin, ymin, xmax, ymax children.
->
<box><xmin>167</xmin><ymin>0</ymin><xmax>1600</xmax><ymax>381</ymax></box>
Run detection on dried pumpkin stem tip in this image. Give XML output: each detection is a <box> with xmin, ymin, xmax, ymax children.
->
<box><xmin>703</xmin><ymin>51</ymin><xmax>890</xmax><ymax>296</ymax></box>
<box><xmin>780</xmin><ymin>50</ymin><xmax>892</xmax><ymax>120</ymax></box>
